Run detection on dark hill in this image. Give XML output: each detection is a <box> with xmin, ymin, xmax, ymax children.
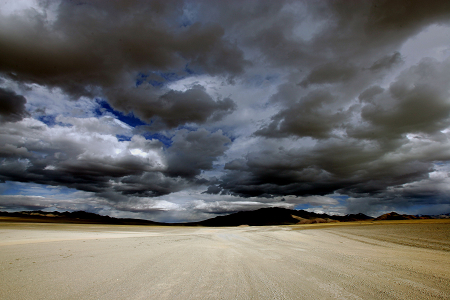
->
<box><xmin>198</xmin><ymin>207</ymin><xmax>300</xmax><ymax>226</ymax></box>
<box><xmin>196</xmin><ymin>207</ymin><xmax>373</xmax><ymax>227</ymax></box>
<box><xmin>0</xmin><ymin>210</ymin><xmax>164</xmax><ymax>225</ymax></box>
<box><xmin>375</xmin><ymin>212</ymin><xmax>431</xmax><ymax>221</ymax></box>
<box><xmin>333</xmin><ymin>213</ymin><xmax>373</xmax><ymax>222</ymax></box>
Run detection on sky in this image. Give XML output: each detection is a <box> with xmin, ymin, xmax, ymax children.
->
<box><xmin>1</xmin><ymin>0</ymin><xmax>450</xmax><ymax>222</ymax></box>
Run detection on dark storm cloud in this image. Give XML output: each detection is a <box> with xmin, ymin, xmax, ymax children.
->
<box><xmin>197</xmin><ymin>0</ymin><xmax>449</xmax><ymax>70</ymax></box>
<box><xmin>317</xmin><ymin>0</ymin><xmax>450</xmax><ymax>60</ymax></box>
<box><xmin>0</xmin><ymin>0</ymin><xmax>244</xmax><ymax>127</ymax></box>
<box><xmin>365</xmin><ymin>0</ymin><xmax>450</xmax><ymax>33</ymax></box>
<box><xmin>368</xmin><ymin>52</ymin><xmax>403</xmax><ymax>72</ymax></box>
<box><xmin>107</xmin><ymin>85</ymin><xmax>236</xmax><ymax>129</ymax></box>
<box><xmin>299</xmin><ymin>63</ymin><xmax>358</xmax><ymax>88</ymax></box>
<box><xmin>214</xmin><ymin>136</ymin><xmax>436</xmax><ymax>199</ymax></box>
<box><xmin>0</xmin><ymin>87</ymin><xmax>29</xmax><ymax>123</ymax></box>
<box><xmin>110</xmin><ymin>172</ymin><xmax>188</xmax><ymax>197</ymax></box>
<box><xmin>255</xmin><ymin>90</ymin><xmax>349</xmax><ymax>139</ymax></box>
<box><xmin>166</xmin><ymin>128</ymin><xmax>231</xmax><ymax>178</ymax></box>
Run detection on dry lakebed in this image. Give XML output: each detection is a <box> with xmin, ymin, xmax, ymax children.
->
<box><xmin>1</xmin><ymin>219</ymin><xmax>449</xmax><ymax>299</ymax></box>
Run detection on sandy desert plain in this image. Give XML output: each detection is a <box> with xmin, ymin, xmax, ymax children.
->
<box><xmin>1</xmin><ymin>218</ymin><xmax>450</xmax><ymax>300</ymax></box>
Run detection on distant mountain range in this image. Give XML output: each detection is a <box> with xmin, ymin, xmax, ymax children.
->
<box><xmin>196</xmin><ymin>208</ymin><xmax>373</xmax><ymax>227</ymax></box>
<box><xmin>374</xmin><ymin>211</ymin><xmax>432</xmax><ymax>221</ymax></box>
<box><xmin>0</xmin><ymin>208</ymin><xmax>448</xmax><ymax>226</ymax></box>
<box><xmin>0</xmin><ymin>210</ymin><xmax>164</xmax><ymax>226</ymax></box>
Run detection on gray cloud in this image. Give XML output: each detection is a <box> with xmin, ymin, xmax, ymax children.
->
<box><xmin>346</xmin><ymin>172</ymin><xmax>450</xmax><ymax>216</ymax></box>
<box><xmin>199</xmin><ymin>0</ymin><xmax>450</xmax><ymax>72</ymax></box>
<box><xmin>353</xmin><ymin>57</ymin><xmax>450</xmax><ymax>138</ymax></box>
<box><xmin>107</xmin><ymin>85</ymin><xmax>236</xmax><ymax>129</ymax></box>
<box><xmin>255</xmin><ymin>90</ymin><xmax>349</xmax><ymax>139</ymax></box>
<box><xmin>214</xmin><ymin>133</ymin><xmax>443</xmax><ymax>201</ymax></box>
<box><xmin>0</xmin><ymin>118</ymin><xmax>163</xmax><ymax>195</ymax></box>
<box><xmin>166</xmin><ymin>128</ymin><xmax>231</xmax><ymax>178</ymax></box>
<box><xmin>0</xmin><ymin>117</ymin><xmax>231</xmax><ymax>201</ymax></box>
<box><xmin>0</xmin><ymin>87</ymin><xmax>28</xmax><ymax>122</ymax></box>
<box><xmin>368</xmin><ymin>52</ymin><xmax>403</xmax><ymax>72</ymax></box>
<box><xmin>0</xmin><ymin>195</ymin><xmax>54</xmax><ymax>211</ymax></box>
<box><xmin>299</xmin><ymin>63</ymin><xmax>358</xmax><ymax>88</ymax></box>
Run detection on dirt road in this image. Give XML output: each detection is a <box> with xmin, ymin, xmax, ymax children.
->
<box><xmin>1</xmin><ymin>221</ymin><xmax>449</xmax><ymax>299</ymax></box>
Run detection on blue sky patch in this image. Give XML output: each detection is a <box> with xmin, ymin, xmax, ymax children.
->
<box><xmin>116</xmin><ymin>135</ymin><xmax>132</xmax><ymax>142</ymax></box>
<box><xmin>330</xmin><ymin>195</ymin><xmax>349</xmax><ymax>201</ymax></box>
<box><xmin>37</xmin><ymin>115</ymin><xmax>72</xmax><ymax>128</ymax></box>
<box><xmin>95</xmin><ymin>99</ymin><xmax>147</xmax><ymax>128</ymax></box>
<box><xmin>0</xmin><ymin>181</ymin><xmax>77</xmax><ymax>197</ymax></box>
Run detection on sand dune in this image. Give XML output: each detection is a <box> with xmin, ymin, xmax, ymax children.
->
<box><xmin>1</xmin><ymin>221</ymin><xmax>449</xmax><ymax>299</ymax></box>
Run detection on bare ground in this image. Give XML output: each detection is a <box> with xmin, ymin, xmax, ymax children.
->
<box><xmin>1</xmin><ymin>220</ymin><xmax>449</xmax><ymax>299</ymax></box>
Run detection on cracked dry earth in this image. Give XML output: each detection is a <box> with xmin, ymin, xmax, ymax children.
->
<box><xmin>1</xmin><ymin>221</ymin><xmax>449</xmax><ymax>299</ymax></box>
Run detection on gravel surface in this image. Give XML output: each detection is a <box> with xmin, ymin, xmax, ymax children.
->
<box><xmin>1</xmin><ymin>221</ymin><xmax>449</xmax><ymax>299</ymax></box>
